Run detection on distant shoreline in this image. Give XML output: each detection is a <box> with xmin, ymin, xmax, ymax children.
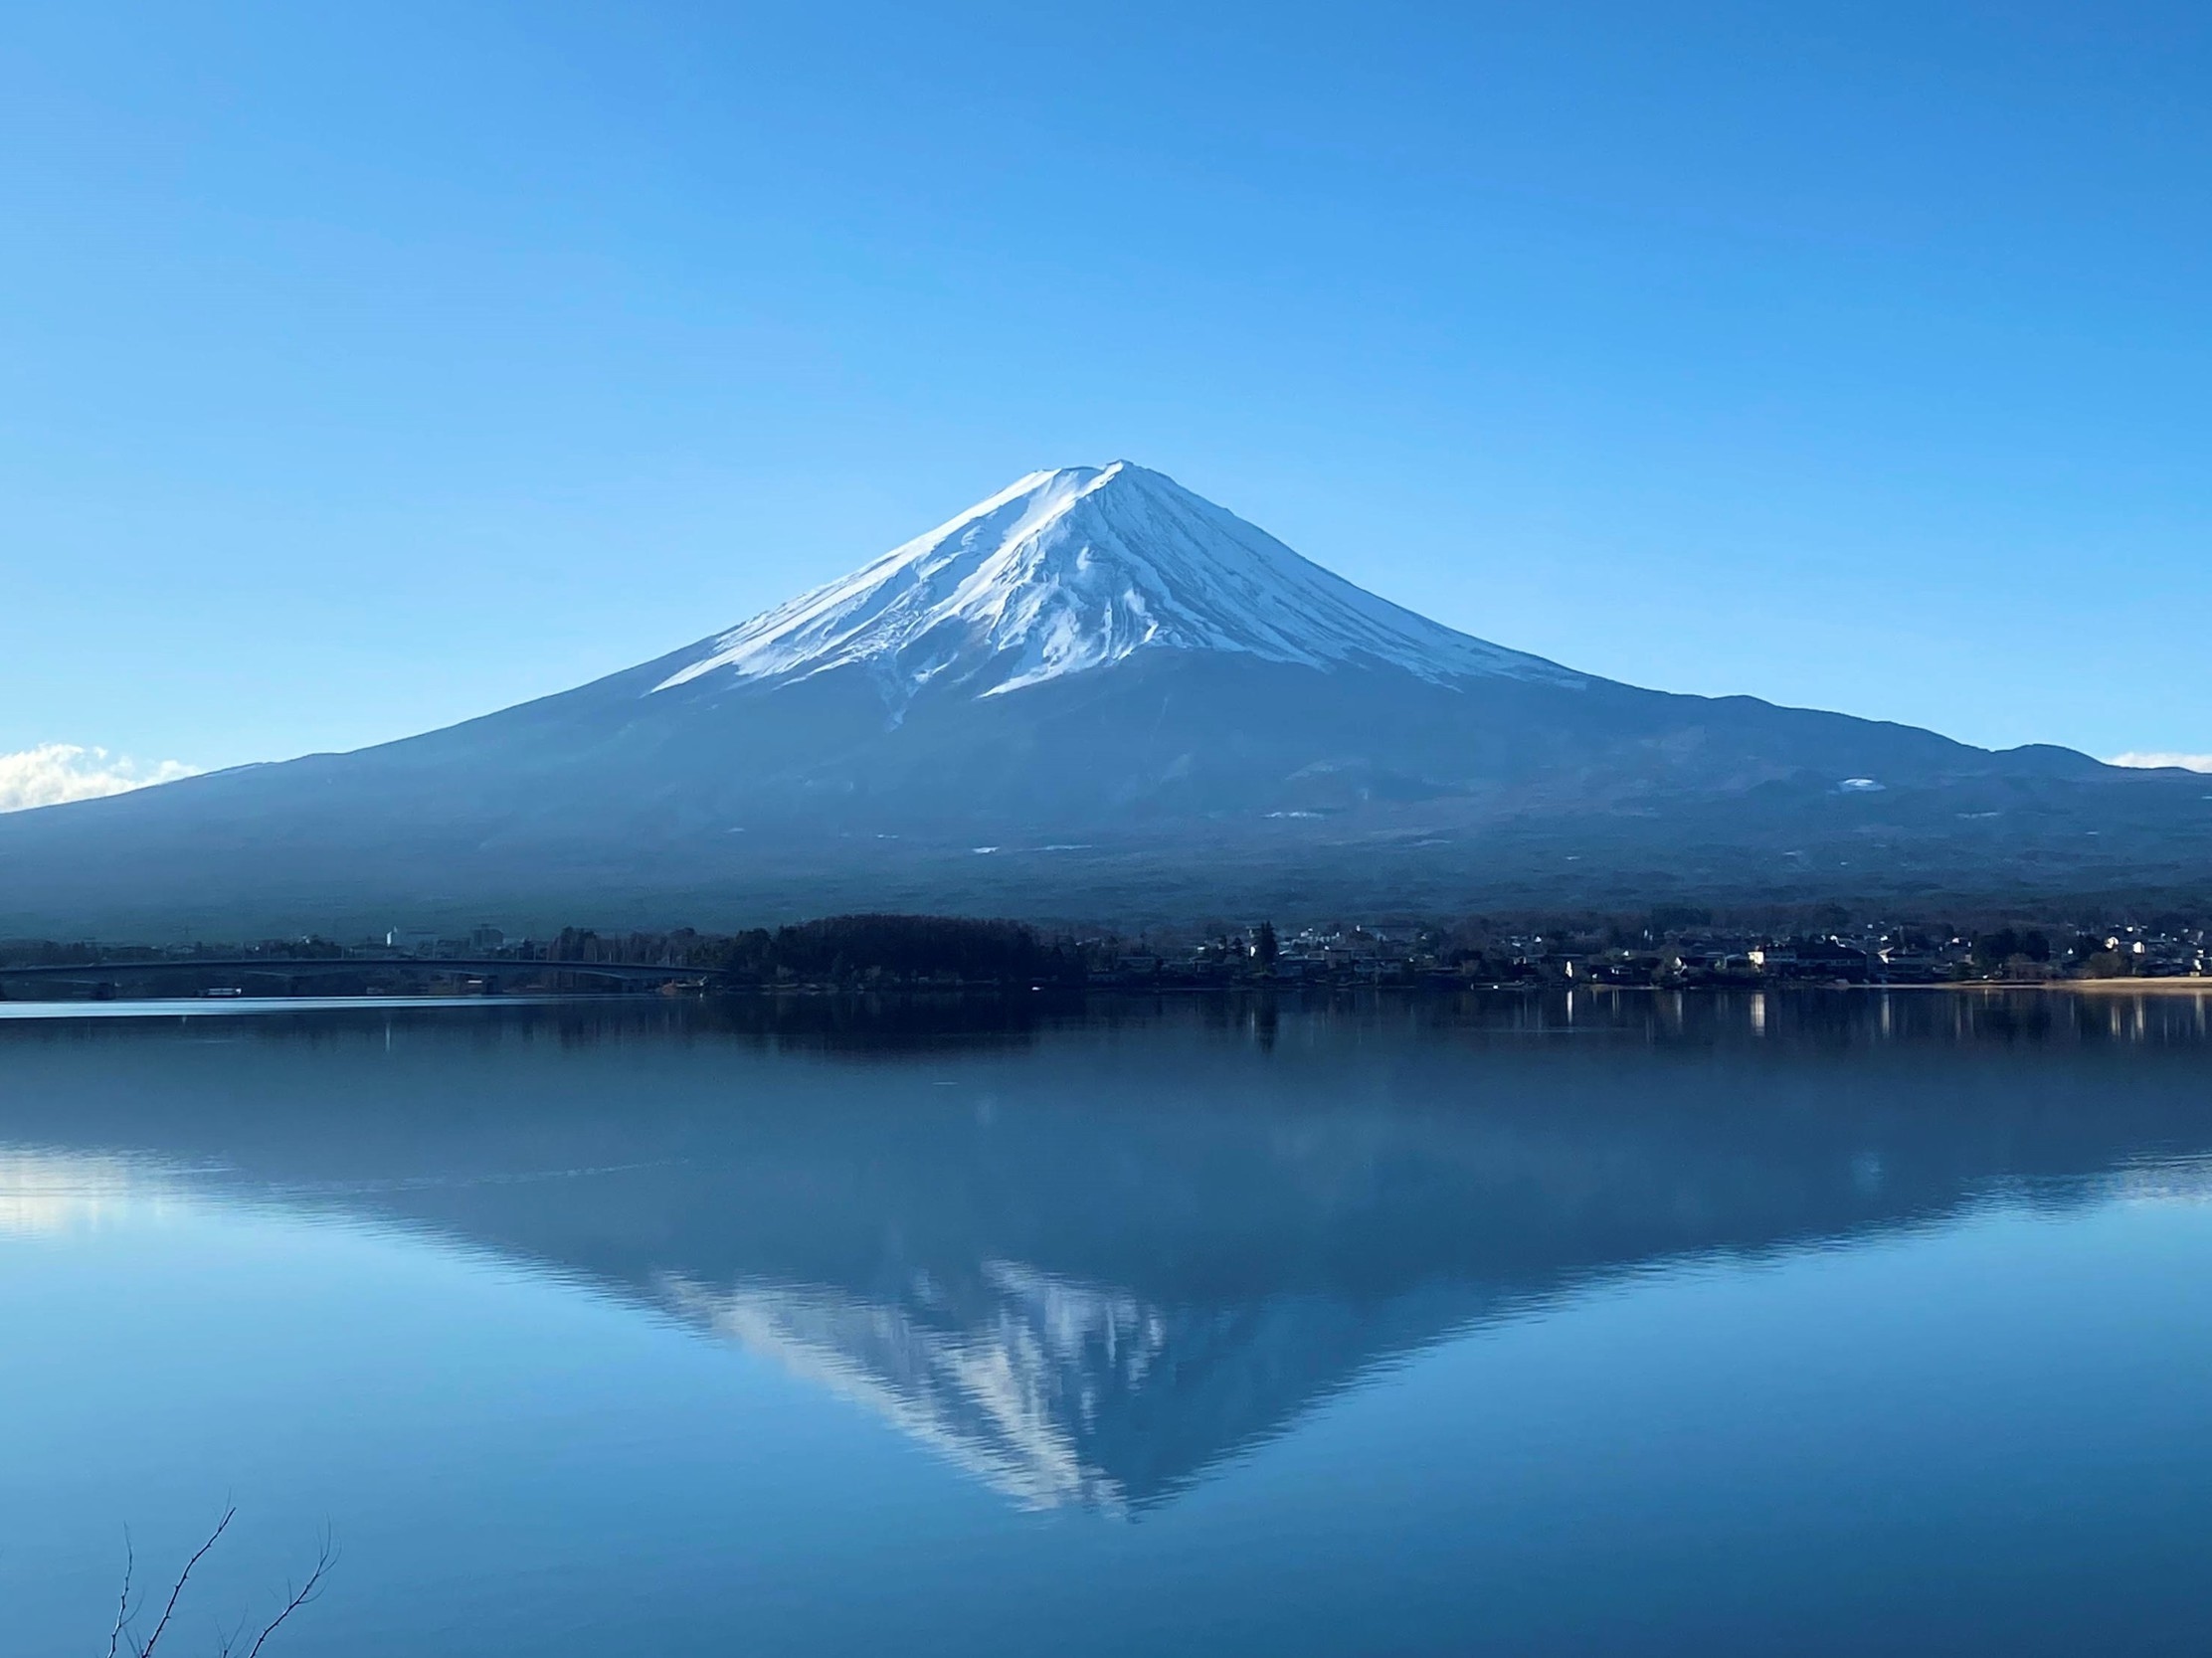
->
<box><xmin>1912</xmin><ymin>978</ymin><xmax>2209</xmax><ymax>995</ymax></box>
<box><xmin>2</xmin><ymin>979</ymin><xmax>2206</xmax><ymax>1017</ymax></box>
<box><xmin>1580</xmin><ymin>979</ymin><xmax>2210</xmax><ymax>996</ymax></box>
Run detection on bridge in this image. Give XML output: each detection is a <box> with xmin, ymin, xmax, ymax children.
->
<box><xmin>0</xmin><ymin>957</ymin><xmax>738</xmax><ymax>988</ymax></box>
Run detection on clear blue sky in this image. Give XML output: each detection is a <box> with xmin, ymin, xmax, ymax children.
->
<box><xmin>4</xmin><ymin>1</ymin><xmax>2207</xmax><ymax>785</ymax></box>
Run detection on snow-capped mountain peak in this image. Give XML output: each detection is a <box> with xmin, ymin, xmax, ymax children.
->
<box><xmin>654</xmin><ymin>461</ymin><xmax>1577</xmax><ymax>702</ymax></box>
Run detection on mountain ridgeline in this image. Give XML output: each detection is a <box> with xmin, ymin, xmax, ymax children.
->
<box><xmin>4</xmin><ymin>462</ymin><xmax>2207</xmax><ymax>935</ymax></box>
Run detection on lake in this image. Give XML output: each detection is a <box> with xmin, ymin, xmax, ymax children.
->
<box><xmin>3</xmin><ymin>988</ymin><xmax>2210</xmax><ymax>1655</ymax></box>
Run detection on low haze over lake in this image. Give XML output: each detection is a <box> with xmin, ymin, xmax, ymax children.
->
<box><xmin>4</xmin><ymin>990</ymin><xmax>2211</xmax><ymax>1655</ymax></box>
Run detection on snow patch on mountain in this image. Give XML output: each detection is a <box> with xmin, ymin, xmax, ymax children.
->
<box><xmin>654</xmin><ymin>462</ymin><xmax>1579</xmax><ymax>703</ymax></box>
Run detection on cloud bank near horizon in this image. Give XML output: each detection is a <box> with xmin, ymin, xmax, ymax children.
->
<box><xmin>0</xmin><ymin>744</ymin><xmax>201</xmax><ymax>813</ymax></box>
<box><xmin>2106</xmin><ymin>752</ymin><xmax>2212</xmax><ymax>774</ymax></box>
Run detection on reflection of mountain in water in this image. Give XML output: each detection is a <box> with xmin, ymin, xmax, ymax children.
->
<box><xmin>2</xmin><ymin>991</ymin><xmax>2209</xmax><ymax>1509</ymax></box>
<box><xmin>661</xmin><ymin>1264</ymin><xmax>1172</xmax><ymax>1509</ymax></box>
<box><xmin>658</xmin><ymin>1262</ymin><xmax>1505</xmax><ymax>1510</ymax></box>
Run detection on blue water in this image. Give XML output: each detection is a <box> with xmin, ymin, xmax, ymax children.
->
<box><xmin>2</xmin><ymin>990</ymin><xmax>2209</xmax><ymax>1655</ymax></box>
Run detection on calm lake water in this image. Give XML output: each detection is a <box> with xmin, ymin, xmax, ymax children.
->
<box><xmin>3</xmin><ymin>989</ymin><xmax>2210</xmax><ymax>1655</ymax></box>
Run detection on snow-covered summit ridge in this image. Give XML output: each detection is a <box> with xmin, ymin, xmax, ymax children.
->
<box><xmin>654</xmin><ymin>461</ymin><xmax>1579</xmax><ymax>701</ymax></box>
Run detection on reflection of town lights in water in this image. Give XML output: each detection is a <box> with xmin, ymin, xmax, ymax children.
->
<box><xmin>1751</xmin><ymin>994</ymin><xmax>1766</xmax><ymax>1034</ymax></box>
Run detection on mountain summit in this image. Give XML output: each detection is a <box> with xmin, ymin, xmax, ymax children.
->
<box><xmin>653</xmin><ymin>462</ymin><xmax>1577</xmax><ymax>709</ymax></box>
<box><xmin>2</xmin><ymin>463</ymin><xmax>2204</xmax><ymax>934</ymax></box>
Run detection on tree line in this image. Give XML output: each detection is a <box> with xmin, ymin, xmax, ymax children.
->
<box><xmin>547</xmin><ymin>913</ymin><xmax>1089</xmax><ymax>987</ymax></box>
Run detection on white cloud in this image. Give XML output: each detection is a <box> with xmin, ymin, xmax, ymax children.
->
<box><xmin>0</xmin><ymin>744</ymin><xmax>201</xmax><ymax>813</ymax></box>
<box><xmin>2107</xmin><ymin>752</ymin><xmax>2212</xmax><ymax>774</ymax></box>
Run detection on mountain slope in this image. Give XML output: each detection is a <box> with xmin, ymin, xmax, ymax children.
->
<box><xmin>653</xmin><ymin>462</ymin><xmax>1579</xmax><ymax>708</ymax></box>
<box><xmin>2</xmin><ymin>462</ymin><xmax>2206</xmax><ymax>935</ymax></box>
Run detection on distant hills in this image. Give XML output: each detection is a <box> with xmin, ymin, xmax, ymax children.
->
<box><xmin>3</xmin><ymin>461</ymin><xmax>2206</xmax><ymax>935</ymax></box>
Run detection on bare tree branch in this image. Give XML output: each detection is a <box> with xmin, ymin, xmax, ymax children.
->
<box><xmin>103</xmin><ymin>1505</ymin><xmax>331</xmax><ymax>1658</ymax></box>
<box><xmin>105</xmin><ymin>1533</ymin><xmax>135</xmax><ymax>1658</ymax></box>
<box><xmin>240</xmin><ymin>1532</ymin><xmax>336</xmax><ymax>1658</ymax></box>
<box><xmin>132</xmin><ymin>1505</ymin><xmax>234</xmax><ymax>1658</ymax></box>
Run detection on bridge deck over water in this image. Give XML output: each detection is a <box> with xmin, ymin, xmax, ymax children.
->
<box><xmin>0</xmin><ymin>957</ymin><xmax>730</xmax><ymax>983</ymax></box>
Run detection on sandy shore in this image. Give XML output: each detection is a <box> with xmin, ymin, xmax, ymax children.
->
<box><xmin>1904</xmin><ymin>979</ymin><xmax>2211</xmax><ymax>995</ymax></box>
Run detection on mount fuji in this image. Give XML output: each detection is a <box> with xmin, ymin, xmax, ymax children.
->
<box><xmin>656</xmin><ymin>461</ymin><xmax>1577</xmax><ymax>704</ymax></box>
<box><xmin>4</xmin><ymin>462</ymin><xmax>2206</xmax><ymax>934</ymax></box>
